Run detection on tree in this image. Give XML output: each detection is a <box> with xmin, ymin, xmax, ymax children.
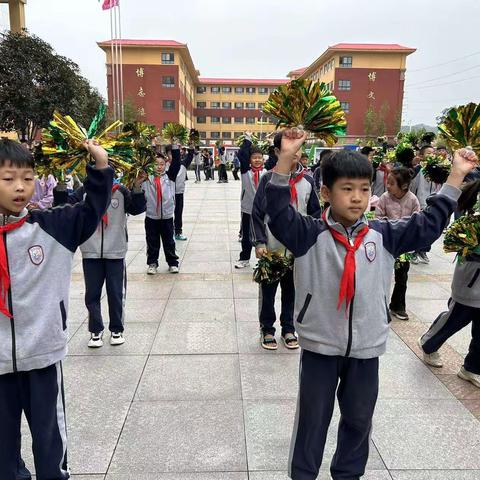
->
<box><xmin>0</xmin><ymin>31</ymin><xmax>105</xmax><ymax>143</ymax></box>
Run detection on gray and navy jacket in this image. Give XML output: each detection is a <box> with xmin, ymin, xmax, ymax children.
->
<box><xmin>451</xmin><ymin>254</ymin><xmax>480</xmax><ymax>308</ymax></box>
<box><xmin>54</xmin><ymin>183</ymin><xmax>146</xmax><ymax>259</ymax></box>
<box><xmin>239</xmin><ymin>138</ymin><xmax>267</xmax><ymax>215</ymax></box>
<box><xmin>0</xmin><ymin>165</ymin><xmax>113</xmax><ymax>375</ymax></box>
<box><xmin>411</xmin><ymin>168</ymin><xmax>441</xmax><ymax>209</ymax></box>
<box><xmin>142</xmin><ymin>146</ymin><xmax>181</xmax><ymax>220</ymax></box>
<box><xmin>265</xmin><ymin>172</ymin><xmax>460</xmax><ymax>359</ymax></box>
<box><xmin>175</xmin><ymin>148</ymin><xmax>195</xmax><ymax>194</ymax></box>
<box><xmin>252</xmin><ymin>166</ymin><xmax>321</xmax><ymax>252</ymax></box>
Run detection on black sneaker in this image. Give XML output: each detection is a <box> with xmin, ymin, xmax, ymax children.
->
<box><xmin>390</xmin><ymin>309</ymin><xmax>409</xmax><ymax>321</ymax></box>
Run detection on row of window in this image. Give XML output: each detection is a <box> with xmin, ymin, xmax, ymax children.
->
<box><xmin>196</xmin><ymin>101</ymin><xmax>265</xmax><ymax>109</ymax></box>
<box><xmin>196</xmin><ymin>86</ymin><xmax>272</xmax><ymax>95</ymax></box>
<box><xmin>196</xmin><ymin>116</ymin><xmax>274</xmax><ymax>124</ymax></box>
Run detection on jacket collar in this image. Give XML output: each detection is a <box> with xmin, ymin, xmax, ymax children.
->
<box><xmin>324</xmin><ymin>206</ymin><xmax>368</xmax><ymax>237</ymax></box>
<box><xmin>0</xmin><ymin>209</ymin><xmax>28</xmax><ymax>226</ymax></box>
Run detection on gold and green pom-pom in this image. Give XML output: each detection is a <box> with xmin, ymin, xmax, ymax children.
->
<box><xmin>262</xmin><ymin>79</ymin><xmax>347</xmax><ymax>146</ymax></box>
<box><xmin>444</xmin><ymin>211</ymin><xmax>480</xmax><ymax>259</ymax></box>
<box><xmin>253</xmin><ymin>251</ymin><xmax>294</xmax><ymax>285</ymax></box>
<box><xmin>421</xmin><ymin>153</ymin><xmax>451</xmax><ymax>184</ymax></box>
<box><xmin>438</xmin><ymin>103</ymin><xmax>480</xmax><ymax>156</ymax></box>
<box><xmin>161</xmin><ymin>122</ymin><xmax>189</xmax><ymax>145</ymax></box>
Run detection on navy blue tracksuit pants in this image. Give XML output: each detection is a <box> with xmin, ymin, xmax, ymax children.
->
<box><xmin>289</xmin><ymin>350</ymin><xmax>379</xmax><ymax>480</ymax></box>
<box><xmin>0</xmin><ymin>362</ymin><xmax>69</xmax><ymax>480</ymax></box>
<box><xmin>174</xmin><ymin>193</ymin><xmax>185</xmax><ymax>235</ymax></box>
<box><xmin>259</xmin><ymin>268</ymin><xmax>295</xmax><ymax>336</ymax></box>
<box><xmin>145</xmin><ymin>217</ymin><xmax>179</xmax><ymax>267</ymax></box>
<box><xmin>239</xmin><ymin>212</ymin><xmax>253</xmax><ymax>261</ymax></box>
<box><xmin>421</xmin><ymin>300</ymin><xmax>480</xmax><ymax>374</ymax></box>
<box><xmin>83</xmin><ymin>258</ymin><xmax>126</xmax><ymax>335</ymax></box>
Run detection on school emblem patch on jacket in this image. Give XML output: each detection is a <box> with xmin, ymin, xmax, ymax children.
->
<box><xmin>28</xmin><ymin>245</ymin><xmax>44</xmax><ymax>265</ymax></box>
<box><xmin>111</xmin><ymin>198</ymin><xmax>119</xmax><ymax>209</ymax></box>
<box><xmin>364</xmin><ymin>242</ymin><xmax>376</xmax><ymax>262</ymax></box>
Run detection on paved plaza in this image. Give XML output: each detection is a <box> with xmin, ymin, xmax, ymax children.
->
<box><xmin>21</xmin><ymin>173</ymin><xmax>480</xmax><ymax>479</ymax></box>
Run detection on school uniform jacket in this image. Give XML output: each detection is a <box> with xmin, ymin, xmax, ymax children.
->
<box><xmin>251</xmin><ymin>166</ymin><xmax>321</xmax><ymax>252</ymax></box>
<box><xmin>0</xmin><ymin>165</ymin><xmax>114</xmax><ymax>375</ymax></box>
<box><xmin>451</xmin><ymin>254</ymin><xmax>480</xmax><ymax>308</ymax></box>
<box><xmin>239</xmin><ymin>138</ymin><xmax>267</xmax><ymax>215</ymax></box>
<box><xmin>143</xmin><ymin>146</ymin><xmax>181</xmax><ymax>220</ymax></box>
<box><xmin>175</xmin><ymin>148</ymin><xmax>195</xmax><ymax>194</ymax></box>
<box><xmin>265</xmin><ymin>171</ymin><xmax>460</xmax><ymax>359</ymax></box>
<box><xmin>54</xmin><ymin>184</ymin><xmax>146</xmax><ymax>259</ymax></box>
<box><xmin>411</xmin><ymin>168</ymin><xmax>442</xmax><ymax>209</ymax></box>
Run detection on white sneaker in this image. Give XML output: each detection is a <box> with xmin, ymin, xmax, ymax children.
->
<box><xmin>169</xmin><ymin>266</ymin><xmax>179</xmax><ymax>274</ymax></box>
<box><xmin>88</xmin><ymin>331</ymin><xmax>104</xmax><ymax>348</ymax></box>
<box><xmin>235</xmin><ymin>260</ymin><xmax>250</xmax><ymax>269</ymax></box>
<box><xmin>418</xmin><ymin>338</ymin><xmax>443</xmax><ymax>367</ymax></box>
<box><xmin>110</xmin><ymin>332</ymin><xmax>125</xmax><ymax>346</ymax></box>
<box><xmin>418</xmin><ymin>252</ymin><xmax>430</xmax><ymax>264</ymax></box>
<box><xmin>147</xmin><ymin>264</ymin><xmax>157</xmax><ymax>275</ymax></box>
<box><xmin>458</xmin><ymin>366</ymin><xmax>480</xmax><ymax>388</ymax></box>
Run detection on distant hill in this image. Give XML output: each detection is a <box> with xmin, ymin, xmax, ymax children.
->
<box><xmin>400</xmin><ymin>124</ymin><xmax>438</xmax><ymax>133</ymax></box>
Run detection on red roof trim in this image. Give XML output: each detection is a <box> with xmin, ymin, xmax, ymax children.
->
<box><xmin>98</xmin><ymin>39</ymin><xmax>186</xmax><ymax>47</ymax></box>
<box><xmin>198</xmin><ymin>78</ymin><xmax>289</xmax><ymax>86</ymax></box>
<box><xmin>329</xmin><ymin>43</ymin><xmax>416</xmax><ymax>52</ymax></box>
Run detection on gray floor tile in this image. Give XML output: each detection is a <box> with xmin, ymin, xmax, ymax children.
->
<box><xmin>406</xmin><ymin>298</ymin><xmax>448</xmax><ymax>323</ymax></box>
<box><xmin>125</xmin><ymin>279</ymin><xmax>174</xmax><ymax>299</ymax></box>
<box><xmin>108</xmin><ymin>401</ymin><xmax>247</xmax><ymax>473</ymax></box>
<box><xmin>107</xmin><ymin>474</ymin><xmax>248</xmax><ymax>480</ymax></box>
<box><xmin>171</xmin><ymin>280</ymin><xmax>233</xmax><ymax>299</ymax></box>
<box><xmin>151</xmin><ymin>320</ymin><xmax>238</xmax><ymax>354</ymax></box>
<box><xmin>180</xmin><ymin>261</ymin><xmax>232</xmax><ymax>274</ymax></box>
<box><xmin>390</xmin><ymin>471</ymin><xmax>480</xmax><ymax>479</ymax></box>
<box><xmin>161</xmin><ymin>299</ymin><xmax>235</xmax><ymax>323</ymax></box>
<box><xmin>249</xmin><ymin>472</ymin><xmax>391</xmax><ymax>480</ymax></box>
<box><xmin>102</xmin><ymin>298</ymin><xmax>166</xmax><ymax>323</ymax></box>
<box><xmin>135</xmin><ymin>354</ymin><xmax>241</xmax><ymax>401</ymax></box>
<box><xmin>234</xmin><ymin>279</ymin><xmax>260</xmax><ymax>299</ymax></box>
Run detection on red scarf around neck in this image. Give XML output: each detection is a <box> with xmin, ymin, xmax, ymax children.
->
<box><xmin>102</xmin><ymin>184</ymin><xmax>121</xmax><ymax>227</ymax></box>
<box><xmin>0</xmin><ymin>215</ymin><xmax>28</xmax><ymax>318</ymax></box>
<box><xmin>251</xmin><ymin>166</ymin><xmax>263</xmax><ymax>188</ymax></box>
<box><xmin>378</xmin><ymin>164</ymin><xmax>389</xmax><ymax>186</ymax></box>
<box><xmin>289</xmin><ymin>170</ymin><xmax>306</xmax><ymax>206</ymax></box>
<box><xmin>154</xmin><ymin>176</ymin><xmax>162</xmax><ymax>213</ymax></box>
<box><xmin>322</xmin><ymin>211</ymin><xmax>369</xmax><ymax>313</ymax></box>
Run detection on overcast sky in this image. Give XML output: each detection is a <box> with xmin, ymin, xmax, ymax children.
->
<box><xmin>2</xmin><ymin>0</ymin><xmax>479</xmax><ymax>127</ymax></box>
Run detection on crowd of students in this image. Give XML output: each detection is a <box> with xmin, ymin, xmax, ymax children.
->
<box><xmin>0</xmin><ymin>130</ymin><xmax>479</xmax><ymax>479</ymax></box>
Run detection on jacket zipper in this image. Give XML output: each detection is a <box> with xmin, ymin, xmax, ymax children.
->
<box><xmin>4</xmin><ymin>230</ymin><xmax>17</xmax><ymax>372</ymax></box>
<box><xmin>344</xmin><ymin>226</ymin><xmax>354</xmax><ymax>358</ymax></box>
<box><xmin>100</xmin><ymin>221</ymin><xmax>104</xmax><ymax>258</ymax></box>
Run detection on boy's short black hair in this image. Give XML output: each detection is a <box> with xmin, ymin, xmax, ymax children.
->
<box><xmin>0</xmin><ymin>139</ymin><xmax>35</xmax><ymax>169</ymax></box>
<box><xmin>319</xmin><ymin>149</ymin><xmax>333</xmax><ymax>162</ymax></box>
<box><xmin>273</xmin><ymin>131</ymin><xmax>283</xmax><ymax>150</ymax></box>
<box><xmin>300</xmin><ymin>152</ymin><xmax>309</xmax><ymax>159</ymax></box>
<box><xmin>360</xmin><ymin>146</ymin><xmax>374</xmax><ymax>156</ymax></box>
<box><xmin>250</xmin><ymin>146</ymin><xmax>264</xmax><ymax>158</ymax></box>
<box><xmin>419</xmin><ymin>144</ymin><xmax>434</xmax><ymax>156</ymax></box>
<box><xmin>321</xmin><ymin>151</ymin><xmax>373</xmax><ymax>189</ymax></box>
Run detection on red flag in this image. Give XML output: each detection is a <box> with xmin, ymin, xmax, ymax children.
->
<box><xmin>102</xmin><ymin>0</ymin><xmax>119</xmax><ymax>10</ymax></box>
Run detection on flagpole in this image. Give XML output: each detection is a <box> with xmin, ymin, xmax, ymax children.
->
<box><xmin>113</xmin><ymin>5</ymin><xmax>121</xmax><ymax>125</ymax></box>
<box><xmin>118</xmin><ymin>2</ymin><xmax>125</xmax><ymax>123</ymax></box>
<box><xmin>109</xmin><ymin>6</ymin><xmax>118</xmax><ymax>122</ymax></box>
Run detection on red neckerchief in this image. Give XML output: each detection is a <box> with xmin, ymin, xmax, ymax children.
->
<box><xmin>154</xmin><ymin>176</ymin><xmax>162</xmax><ymax>213</ymax></box>
<box><xmin>102</xmin><ymin>184</ymin><xmax>121</xmax><ymax>227</ymax></box>
<box><xmin>251</xmin><ymin>166</ymin><xmax>263</xmax><ymax>188</ymax></box>
<box><xmin>322</xmin><ymin>210</ymin><xmax>369</xmax><ymax>313</ymax></box>
<box><xmin>289</xmin><ymin>169</ymin><xmax>306</xmax><ymax>206</ymax></box>
<box><xmin>378</xmin><ymin>164</ymin><xmax>389</xmax><ymax>186</ymax></box>
<box><xmin>0</xmin><ymin>215</ymin><xmax>28</xmax><ymax>318</ymax></box>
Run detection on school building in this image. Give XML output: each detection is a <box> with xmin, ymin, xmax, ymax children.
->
<box><xmin>98</xmin><ymin>40</ymin><xmax>416</xmax><ymax>145</ymax></box>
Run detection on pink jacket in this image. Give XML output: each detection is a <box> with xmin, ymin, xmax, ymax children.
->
<box><xmin>376</xmin><ymin>191</ymin><xmax>420</xmax><ymax>220</ymax></box>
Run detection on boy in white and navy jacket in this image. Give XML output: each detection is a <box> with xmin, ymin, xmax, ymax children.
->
<box><xmin>54</xmin><ymin>176</ymin><xmax>146</xmax><ymax>348</ymax></box>
<box><xmin>0</xmin><ymin>139</ymin><xmax>113</xmax><ymax>480</ymax></box>
<box><xmin>252</xmin><ymin>131</ymin><xmax>321</xmax><ymax>350</ymax></box>
<box><xmin>143</xmin><ymin>145</ymin><xmax>181</xmax><ymax>274</ymax></box>
<box><xmin>264</xmin><ymin>129</ymin><xmax>477</xmax><ymax>480</ymax></box>
<box><xmin>174</xmin><ymin>146</ymin><xmax>194</xmax><ymax>240</ymax></box>
<box><xmin>235</xmin><ymin>133</ymin><xmax>267</xmax><ymax>269</ymax></box>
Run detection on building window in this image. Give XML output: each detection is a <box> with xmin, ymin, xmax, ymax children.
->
<box><xmin>211</xmin><ymin>102</ymin><xmax>221</xmax><ymax>108</ymax></box>
<box><xmin>246</xmin><ymin>117</ymin><xmax>256</xmax><ymax>124</ymax></box>
<box><xmin>222</xmin><ymin>132</ymin><xmax>232</xmax><ymax>139</ymax></box>
<box><xmin>234</xmin><ymin>117</ymin><xmax>244</xmax><ymax>124</ymax></box>
<box><xmin>245</xmin><ymin>102</ymin><xmax>256</xmax><ymax>109</ymax></box>
<box><xmin>162</xmin><ymin>76</ymin><xmax>175</xmax><ymax>88</ymax></box>
<box><xmin>235</xmin><ymin>87</ymin><xmax>245</xmax><ymax>94</ymax></box>
<box><xmin>211</xmin><ymin>116</ymin><xmax>220</xmax><ymax>123</ymax></box>
<box><xmin>246</xmin><ymin>87</ymin><xmax>256</xmax><ymax>94</ymax></box>
<box><xmin>197</xmin><ymin>116</ymin><xmax>206</xmax><ymax>123</ymax></box>
<box><xmin>211</xmin><ymin>86</ymin><xmax>220</xmax><ymax>93</ymax></box>
<box><xmin>197</xmin><ymin>101</ymin><xmax>206</xmax><ymax>108</ymax></box>
<box><xmin>234</xmin><ymin>102</ymin><xmax>244</xmax><ymax>109</ymax></box>
<box><xmin>222</xmin><ymin>117</ymin><xmax>232</xmax><ymax>124</ymax></box>
<box><xmin>340</xmin><ymin>56</ymin><xmax>352</xmax><ymax>68</ymax></box>
<box><xmin>338</xmin><ymin>80</ymin><xmax>351</xmax><ymax>91</ymax></box>
<box><xmin>162</xmin><ymin>53</ymin><xmax>174</xmax><ymax>64</ymax></box>
<box><xmin>259</xmin><ymin>87</ymin><xmax>269</xmax><ymax>94</ymax></box>
<box><xmin>222</xmin><ymin>102</ymin><xmax>232</xmax><ymax>109</ymax></box>
<box><xmin>222</xmin><ymin>87</ymin><xmax>232</xmax><ymax>93</ymax></box>
<box><xmin>162</xmin><ymin>100</ymin><xmax>175</xmax><ymax>111</ymax></box>
<box><xmin>199</xmin><ymin>131</ymin><xmax>207</xmax><ymax>139</ymax></box>
<box><xmin>234</xmin><ymin>132</ymin><xmax>243</xmax><ymax>139</ymax></box>
<box><xmin>197</xmin><ymin>86</ymin><xmax>207</xmax><ymax>94</ymax></box>
<box><xmin>340</xmin><ymin>102</ymin><xmax>350</xmax><ymax>113</ymax></box>
<box><xmin>211</xmin><ymin>132</ymin><xmax>220</xmax><ymax>139</ymax></box>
